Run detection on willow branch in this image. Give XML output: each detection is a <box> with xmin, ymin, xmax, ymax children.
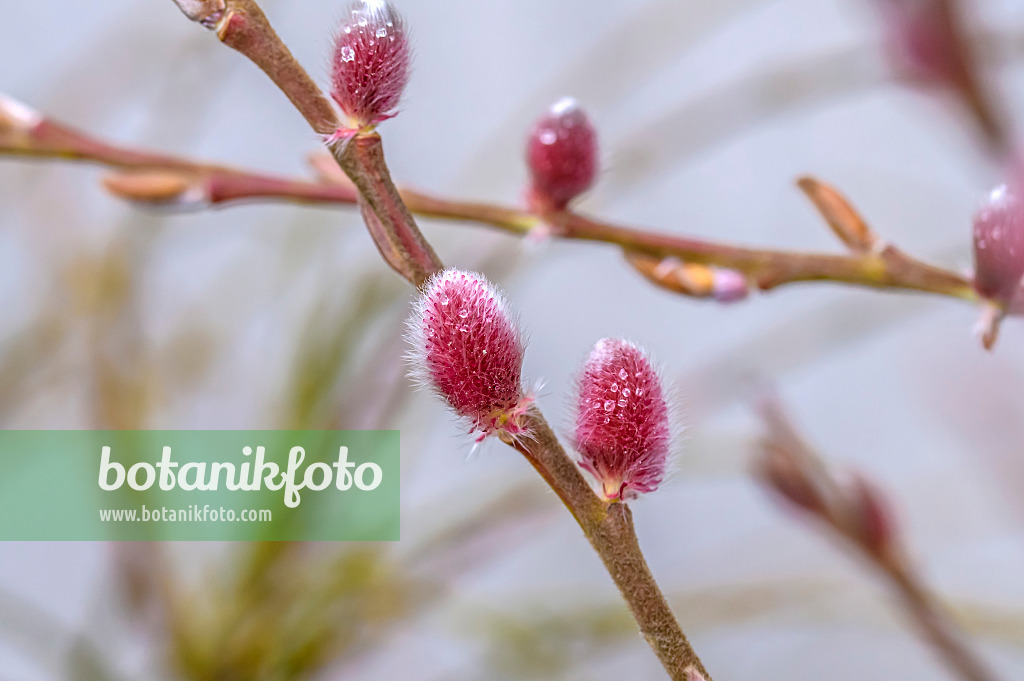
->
<box><xmin>932</xmin><ymin>0</ymin><xmax>1009</xmax><ymax>155</ymax></box>
<box><xmin>172</xmin><ymin>0</ymin><xmax>442</xmax><ymax>286</ymax></box>
<box><xmin>556</xmin><ymin>209</ymin><xmax>974</xmax><ymax>297</ymax></box>
<box><xmin>163</xmin><ymin>1</ymin><xmax>710</xmax><ymax>677</ymax></box>
<box><xmin>330</xmin><ymin>133</ymin><xmax>443</xmax><ymax>287</ymax></box>
<box><xmin>885</xmin><ymin>562</ymin><xmax>1003</xmax><ymax>681</ymax></box>
<box><xmin>1</xmin><ymin>95</ymin><xmax>991</xmax><ymax>311</ymax></box>
<box><xmin>0</xmin><ymin>94</ymin><xmax>359</xmax><ymax>207</ymax></box>
<box><xmin>211</xmin><ymin>0</ymin><xmax>338</xmax><ymax>136</ymax></box>
<box><xmin>504</xmin><ymin>410</ymin><xmax>711</xmax><ymax>680</ymax></box>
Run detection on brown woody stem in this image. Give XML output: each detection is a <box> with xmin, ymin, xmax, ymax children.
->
<box><xmin>556</xmin><ymin>212</ymin><xmax>975</xmax><ymax>296</ymax></box>
<box><xmin>0</xmin><ymin>105</ymin><xmax>985</xmax><ymax>305</ymax></box>
<box><xmin>210</xmin><ymin>0</ymin><xmax>440</xmax><ymax>289</ymax></box>
<box><xmin>214</xmin><ymin>0</ymin><xmax>338</xmax><ymax>135</ymax></box>
<box><xmin>332</xmin><ymin>134</ymin><xmax>443</xmax><ymax>287</ymax></box>
<box><xmin>506</xmin><ymin>410</ymin><xmax>711</xmax><ymax>680</ymax></box>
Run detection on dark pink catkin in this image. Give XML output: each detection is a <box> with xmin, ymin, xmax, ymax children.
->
<box><xmin>973</xmin><ymin>184</ymin><xmax>1024</xmax><ymax>306</ymax></box>
<box><xmin>574</xmin><ymin>339</ymin><xmax>671</xmax><ymax>501</ymax></box>
<box><xmin>408</xmin><ymin>270</ymin><xmax>532</xmax><ymax>441</ymax></box>
<box><xmin>330</xmin><ymin>0</ymin><xmax>410</xmax><ymax>130</ymax></box>
<box><xmin>526</xmin><ymin>98</ymin><xmax>598</xmax><ymax>211</ymax></box>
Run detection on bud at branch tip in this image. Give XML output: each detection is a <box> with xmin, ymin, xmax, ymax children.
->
<box><xmin>329</xmin><ymin>0</ymin><xmax>411</xmax><ymax>139</ymax></box>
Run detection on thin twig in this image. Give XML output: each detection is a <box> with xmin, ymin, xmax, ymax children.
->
<box><xmin>331</xmin><ymin>133</ymin><xmax>443</xmax><ymax>287</ymax></box>
<box><xmin>0</xmin><ymin>95</ymin><xmax>990</xmax><ymax>308</ymax></box>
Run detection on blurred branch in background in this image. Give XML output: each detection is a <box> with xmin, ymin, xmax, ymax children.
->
<box><xmin>754</xmin><ymin>395</ymin><xmax>1003</xmax><ymax>681</ymax></box>
<box><xmin>871</xmin><ymin>0</ymin><xmax>1006</xmax><ymax>153</ymax></box>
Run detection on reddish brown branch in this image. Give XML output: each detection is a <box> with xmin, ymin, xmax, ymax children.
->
<box><xmin>0</xmin><ymin>95</ymin><xmax>985</xmax><ymax>308</ymax></box>
<box><xmin>332</xmin><ymin>133</ymin><xmax>443</xmax><ymax>287</ymax></box>
<box><xmin>196</xmin><ymin>0</ymin><xmax>441</xmax><ymax>288</ymax></box>
<box><xmin>929</xmin><ymin>0</ymin><xmax>1009</xmax><ymax>155</ymax></box>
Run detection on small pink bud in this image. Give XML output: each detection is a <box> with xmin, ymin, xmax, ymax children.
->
<box><xmin>626</xmin><ymin>254</ymin><xmax>750</xmax><ymax>304</ymax></box>
<box><xmin>574</xmin><ymin>339</ymin><xmax>671</xmax><ymax>502</ymax></box>
<box><xmin>408</xmin><ymin>269</ymin><xmax>532</xmax><ymax>441</ymax></box>
<box><xmin>526</xmin><ymin>98</ymin><xmax>599</xmax><ymax>211</ymax></box>
<box><xmin>712</xmin><ymin>268</ymin><xmax>750</xmax><ymax>303</ymax></box>
<box><xmin>875</xmin><ymin>0</ymin><xmax>965</xmax><ymax>87</ymax></box>
<box><xmin>330</xmin><ymin>0</ymin><xmax>410</xmax><ymax>130</ymax></box>
<box><xmin>972</xmin><ymin>184</ymin><xmax>1024</xmax><ymax>306</ymax></box>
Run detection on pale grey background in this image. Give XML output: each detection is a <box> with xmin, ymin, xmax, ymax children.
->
<box><xmin>2</xmin><ymin>0</ymin><xmax>1024</xmax><ymax>679</ymax></box>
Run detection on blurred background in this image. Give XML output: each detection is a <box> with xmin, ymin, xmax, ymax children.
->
<box><xmin>2</xmin><ymin>0</ymin><xmax>1024</xmax><ymax>678</ymax></box>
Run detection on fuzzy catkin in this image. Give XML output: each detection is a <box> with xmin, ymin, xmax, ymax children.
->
<box><xmin>408</xmin><ymin>269</ymin><xmax>531</xmax><ymax>440</ymax></box>
<box><xmin>330</xmin><ymin>0</ymin><xmax>411</xmax><ymax>128</ymax></box>
<box><xmin>574</xmin><ymin>339</ymin><xmax>670</xmax><ymax>501</ymax></box>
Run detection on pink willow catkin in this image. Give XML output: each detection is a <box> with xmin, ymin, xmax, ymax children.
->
<box><xmin>330</xmin><ymin>0</ymin><xmax>410</xmax><ymax>133</ymax></box>
<box><xmin>408</xmin><ymin>270</ymin><xmax>533</xmax><ymax>441</ymax></box>
<box><xmin>525</xmin><ymin>97</ymin><xmax>599</xmax><ymax>211</ymax></box>
<box><xmin>574</xmin><ymin>339</ymin><xmax>671</xmax><ymax>502</ymax></box>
